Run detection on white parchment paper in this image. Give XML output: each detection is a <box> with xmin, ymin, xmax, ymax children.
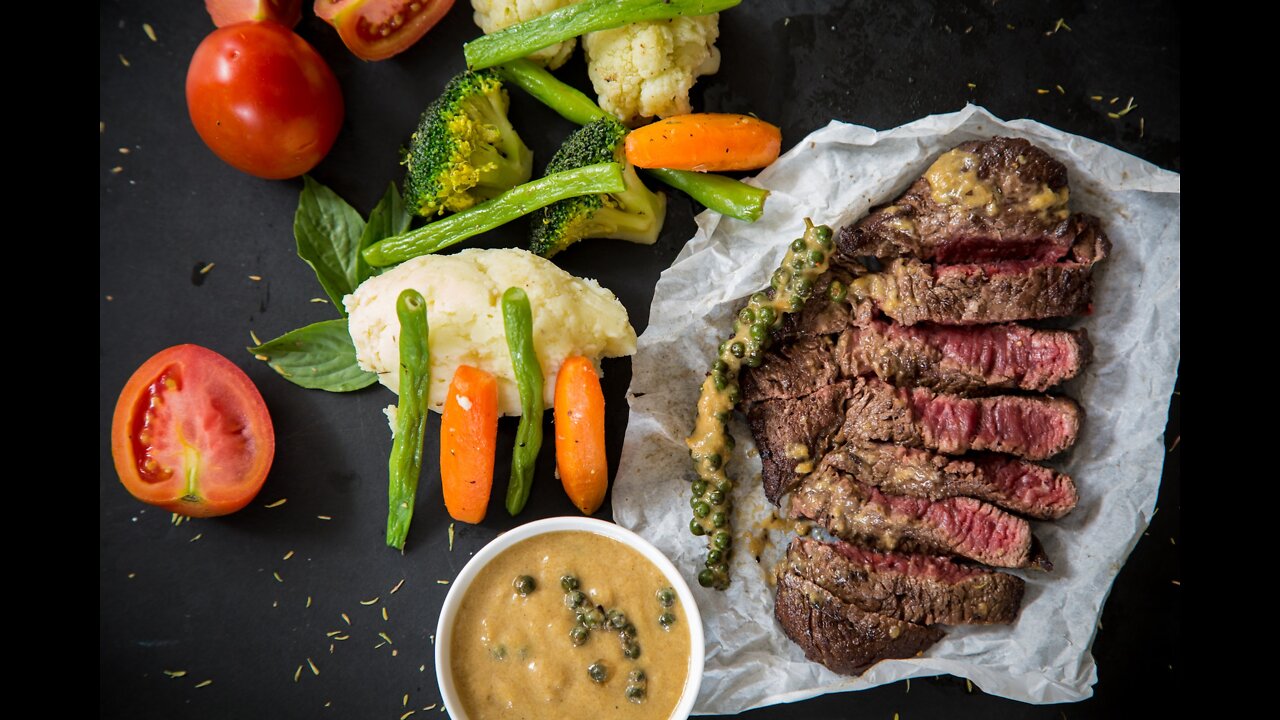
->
<box><xmin>611</xmin><ymin>105</ymin><xmax>1181</xmax><ymax>712</ymax></box>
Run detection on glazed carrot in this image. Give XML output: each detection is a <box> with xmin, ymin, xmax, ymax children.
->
<box><xmin>625</xmin><ymin>113</ymin><xmax>782</xmax><ymax>172</ymax></box>
<box><xmin>440</xmin><ymin>365</ymin><xmax>499</xmax><ymax>524</ymax></box>
<box><xmin>554</xmin><ymin>356</ymin><xmax>608</xmax><ymax>515</ymax></box>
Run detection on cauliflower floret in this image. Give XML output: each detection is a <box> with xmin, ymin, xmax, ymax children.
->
<box><xmin>471</xmin><ymin>0</ymin><xmax>578</xmax><ymax>70</ymax></box>
<box><xmin>583</xmin><ymin>14</ymin><xmax>722</xmax><ymax>126</ymax></box>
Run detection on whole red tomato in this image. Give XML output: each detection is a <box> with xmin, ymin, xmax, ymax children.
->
<box><xmin>111</xmin><ymin>345</ymin><xmax>276</xmax><ymax>517</ymax></box>
<box><xmin>186</xmin><ymin>21</ymin><xmax>344</xmax><ymax>179</ymax></box>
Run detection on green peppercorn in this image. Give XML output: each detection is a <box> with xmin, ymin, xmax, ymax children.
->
<box><xmin>697</xmin><ymin>569</ymin><xmax>715</xmax><ymax>587</ymax></box>
<box><xmin>625</xmin><ymin>684</ymin><xmax>646</xmax><ymax>703</ymax></box>
<box><xmin>717</xmin><ymin>341</ymin><xmax>728</xmax><ymax>356</ymax></box>
<box><xmin>793</xmin><ymin>277</ymin><xmax>813</xmax><ymax>296</ymax></box>
<box><xmin>749</xmin><ymin>322</ymin><xmax>767</xmax><ymax>341</ymax></box>
<box><xmin>757</xmin><ymin>305</ymin><xmax>776</xmax><ymax>326</ymax></box>
<box><xmin>691</xmin><ymin>479</ymin><xmax>707</xmax><ymax>496</ymax></box>
<box><xmin>712</xmin><ymin>510</ymin><xmax>727</xmax><ymax>528</ymax></box>
<box><xmin>690</xmin><ymin>520</ymin><xmax>706</xmax><ymax>536</ymax></box>
<box><xmin>608</xmin><ymin>610</ymin><xmax>627</xmax><ymax>629</ymax></box>
<box><xmin>561</xmin><ymin>575</ymin><xmax>579</xmax><ymax>592</ymax></box>
<box><xmin>789</xmin><ymin>295</ymin><xmax>804</xmax><ymax>312</ymax></box>
<box><xmin>659</xmin><ymin>612</ymin><xmax>676</xmax><ymax>628</ymax></box>
<box><xmin>657</xmin><ymin>588</ymin><xmax>675</xmax><ymax>608</ymax></box>
<box><xmin>814</xmin><ymin>225</ymin><xmax>833</xmax><ymax>246</ymax></box>
<box><xmin>713</xmin><ymin>359</ymin><xmax>728</xmax><ymax>374</ymax></box>
<box><xmin>828</xmin><ymin>280</ymin><xmax>847</xmax><ymax>303</ymax></box>
<box><xmin>808</xmin><ymin>249</ymin><xmax>825</xmax><ymax>265</ymax></box>
<box><xmin>569</xmin><ymin>625</ymin><xmax>589</xmax><ymax>646</ymax></box>
<box><xmin>729</xmin><ymin>341</ymin><xmax>745</xmax><ymax>358</ymax></box>
<box><xmin>716</xmin><ymin>479</ymin><xmax>732</xmax><ymax>494</ymax></box>
<box><xmin>790</xmin><ymin>257</ymin><xmax>805</xmax><ymax>272</ymax></box>
<box><xmin>692</xmin><ymin>500</ymin><xmax>710</xmax><ymax>518</ymax></box>
<box><xmin>771</xmin><ymin>270</ymin><xmax>789</xmax><ymax>289</ymax></box>
<box><xmin>713</xmin><ymin>373</ymin><xmax>728</xmax><ymax>391</ymax></box>
<box><xmin>513</xmin><ymin>575</ymin><xmax>536</xmax><ymax>596</ymax></box>
<box><xmin>706</xmin><ymin>550</ymin><xmax>721</xmax><ymax>565</ymax></box>
<box><xmin>629</xmin><ymin>670</ymin><xmax>646</xmax><ymax>683</ymax></box>
<box><xmin>621</xmin><ymin>621</ymin><xmax>636</xmax><ymax>638</ymax></box>
<box><xmin>745</xmin><ymin>352</ymin><xmax>762</xmax><ymax>368</ymax></box>
<box><xmin>623</xmin><ymin>643</ymin><xmax>641</xmax><ymax>659</ymax></box>
<box><xmin>585</xmin><ymin>607</ymin><xmax>604</xmax><ymax>627</ymax></box>
<box><xmin>588</xmin><ymin>661</ymin><xmax>608</xmax><ymax>683</ymax></box>
<box><xmin>713</xmin><ymin>530</ymin><xmax>731</xmax><ymax>550</ymax></box>
<box><xmin>751</xmin><ymin>291</ymin><xmax>768</xmax><ymax>305</ymax></box>
<box><xmin>726</xmin><ymin>386</ymin><xmax>740</xmax><ymax>405</ymax></box>
<box><xmin>738</xmin><ymin>308</ymin><xmax>755</xmax><ymax>325</ymax></box>
<box><xmin>565</xmin><ymin>590</ymin><xmax>586</xmax><ymax>608</ymax></box>
<box><xmin>707</xmin><ymin>453</ymin><xmax>722</xmax><ymax>471</ymax></box>
<box><xmin>790</xmin><ymin>238</ymin><xmax>805</xmax><ymax>252</ymax></box>
<box><xmin>708</xmin><ymin>490</ymin><xmax>724</xmax><ymax>505</ymax></box>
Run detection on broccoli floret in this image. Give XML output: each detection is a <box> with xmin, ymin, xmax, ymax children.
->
<box><xmin>530</xmin><ymin>116</ymin><xmax>666</xmax><ymax>258</ymax></box>
<box><xmin>403</xmin><ymin>69</ymin><xmax>533</xmax><ymax>218</ymax></box>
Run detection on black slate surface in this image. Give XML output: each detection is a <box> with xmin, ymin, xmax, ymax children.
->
<box><xmin>99</xmin><ymin>1</ymin><xmax>1181</xmax><ymax>717</ymax></box>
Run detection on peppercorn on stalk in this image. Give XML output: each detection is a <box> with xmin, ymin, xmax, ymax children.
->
<box><xmin>685</xmin><ymin>219</ymin><xmax>836</xmax><ymax>589</ymax></box>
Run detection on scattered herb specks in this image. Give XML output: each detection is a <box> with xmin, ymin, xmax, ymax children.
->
<box><xmin>195</xmin><ymin>680</ymin><xmax>212</xmax><ymax>688</ymax></box>
<box><xmin>143</xmin><ymin>23</ymin><xmax>157</xmax><ymax>41</ymax></box>
<box><xmin>164</xmin><ymin>670</ymin><xmax>187</xmax><ymax>678</ymax></box>
<box><xmin>265</xmin><ymin>498</ymin><xmax>287</xmax><ymax>508</ymax></box>
<box><xmin>283</xmin><ymin>550</ymin><xmax>294</xmax><ymax>561</ymax></box>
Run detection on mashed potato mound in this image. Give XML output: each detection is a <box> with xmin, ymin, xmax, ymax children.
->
<box><xmin>344</xmin><ymin>248</ymin><xmax>636</xmax><ymax>416</ymax></box>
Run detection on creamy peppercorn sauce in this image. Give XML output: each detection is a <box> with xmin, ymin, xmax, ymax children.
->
<box><xmin>451</xmin><ymin>531</ymin><xmax>691</xmax><ymax>719</ymax></box>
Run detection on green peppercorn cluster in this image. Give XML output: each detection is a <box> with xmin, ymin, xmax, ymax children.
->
<box><xmin>625</xmin><ymin>669</ymin><xmax>647</xmax><ymax>703</ymax></box>
<box><xmin>561</xmin><ymin>574</ymin><xmax>641</xmax><ymax>658</ymax></box>
<box><xmin>686</xmin><ymin>219</ymin><xmax>836</xmax><ymax>590</ymax></box>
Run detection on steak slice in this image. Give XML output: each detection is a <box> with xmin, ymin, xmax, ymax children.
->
<box><xmin>774</xmin><ymin>569</ymin><xmax>944</xmax><ymax>676</ymax></box>
<box><xmin>750</xmin><ymin>378</ymin><xmax>1078</xmax><ymax>503</ymax></box>
<box><xmin>747</xmin><ymin>381</ymin><xmax>854</xmax><ymax>503</ymax></box>
<box><xmin>788</xmin><ymin>467</ymin><xmax>1050</xmax><ymax>570</ymax></box>
<box><xmin>740</xmin><ymin>335</ymin><xmax>842</xmax><ymax>405</ymax></box>
<box><xmin>839</xmin><ymin>320</ymin><xmax>1089</xmax><ymax>394</ymax></box>
<box><xmin>776</xmin><ymin>263</ymin><xmax>859</xmax><ymax>340</ymax></box>
<box><xmin>820</xmin><ymin>441</ymin><xmax>1078</xmax><ymax>519</ymax></box>
<box><xmin>836</xmin><ymin>138</ymin><xmax>1082</xmax><ymax>264</ymax></box>
<box><xmin>786</xmin><ymin>537</ymin><xmax>1026</xmax><ymax>625</ymax></box>
<box><xmin>848</xmin><ymin>214</ymin><xmax>1110</xmax><ymax>326</ymax></box>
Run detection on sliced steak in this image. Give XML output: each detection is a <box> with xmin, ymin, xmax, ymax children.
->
<box><xmin>788</xmin><ymin>468</ymin><xmax>1050</xmax><ymax>570</ymax></box>
<box><xmin>740</xmin><ymin>335</ymin><xmax>841</xmax><ymax>405</ymax></box>
<box><xmin>836</xmin><ymin>138</ymin><xmax>1082</xmax><ymax>264</ymax></box>
<box><xmin>786</xmin><ymin>537</ymin><xmax>1026</xmax><ymax>625</ymax></box>
<box><xmin>776</xmin><ymin>264</ymin><xmax>859</xmax><ymax>340</ymax></box>
<box><xmin>820</xmin><ymin>441</ymin><xmax>1077</xmax><ymax>519</ymax></box>
<box><xmin>747</xmin><ymin>381</ymin><xmax>853</xmax><ymax>503</ymax></box>
<box><xmin>774</xmin><ymin>569</ymin><xmax>944</xmax><ymax>675</ymax></box>
<box><xmin>848</xmin><ymin>214</ymin><xmax>1110</xmax><ymax>326</ymax></box>
<box><xmin>839</xmin><ymin>320</ymin><xmax>1089</xmax><ymax>394</ymax></box>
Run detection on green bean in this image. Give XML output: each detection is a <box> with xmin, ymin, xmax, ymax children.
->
<box><xmin>363</xmin><ymin>163</ymin><xmax>625</xmax><ymax>266</ymax></box>
<box><xmin>502</xmin><ymin>287</ymin><xmax>544</xmax><ymax>516</ymax></box>
<box><xmin>465</xmin><ymin>0</ymin><xmax>743</xmax><ymax>70</ymax></box>
<box><xmin>386</xmin><ymin>289</ymin><xmax>429</xmax><ymax>551</ymax></box>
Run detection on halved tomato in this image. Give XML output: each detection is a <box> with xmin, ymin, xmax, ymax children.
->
<box><xmin>315</xmin><ymin>0</ymin><xmax>456</xmax><ymax>61</ymax></box>
<box><xmin>111</xmin><ymin>345</ymin><xmax>275</xmax><ymax>517</ymax></box>
<box><xmin>206</xmin><ymin>0</ymin><xmax>303</xmax><ymax>28</ymax></box>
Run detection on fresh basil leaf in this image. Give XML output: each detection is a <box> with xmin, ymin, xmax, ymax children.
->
<box><xmin>295</xmin><ymin>176</ymin><xmax>367</xmax><ymax>316</ymax></box>
<box><xmin>248</xmin><ymin>319</ymin><xmax>377</xmax><ymax>392</ymax></box>
<box><xmin>359</xmin><ymin>182</ymin><xmax>412</xmax><ymax>279</ymax></box>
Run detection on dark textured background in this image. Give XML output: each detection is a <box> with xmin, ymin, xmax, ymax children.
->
<box><xmin>100</xmin><ymin>1</ymin><xmax>1180</xmax><ymax>717</ymax></box>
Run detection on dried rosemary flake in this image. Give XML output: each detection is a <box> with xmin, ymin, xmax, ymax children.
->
<box><xmin>199</xmin><ymin>262</ymin><xmax>215</xmax><ymax>275</ymax></box>
<box><xmin>100</xmin><ymin>121</ymin><xmax>105</xmax><ymax>133</ymax></box>
<box><xmin>906</xmin><ymin>678</ymin><xmax>910</xmax><ymax>693</ymax></box>
<box><xmin>436</xmin><ymin>579</ymin><xmax>450</xmax><ymax>585</ymax></box>
<box><xmin>966</xmin><ymin>82</ymin><xmax>976</xmax><ymax>90</ymax></box>
<box><xmin>403</xmin><ymin>694</ymin><xmax>410</xmax><ymax>707</ymax></box>
<box><xmin>1036</xmin><ymin>88</ymin><xmax>1050</xmax><ymax>95</ymax></box>
<box><xmin>401</xmin><ymin>712</ymin><xmax>416</xmax><ymax>720</ymax></box>
<box><xmin>329</xmin><ymin>643</ymin><xmax>335</xmax><ymax>654</ymax></box>
<box><xmin>966</xmin><ymin>679</ymin><xmax>973</xmax><ymax>693</ymax></box>
<box><xmin>1140</xmin><ymin>117</ymin><xmax>1146</xmax><ymax>138</ymax></box>
<box><xmin>250</xmin><ymin>330</ymin><xmax>262</xmax><ymax>346</ymax></box>
<box><xmin>308</xmin><ymin>658</ymin><xmax>320</xmax><ymax>675</ymax></box>
<box><xmin>195</xmin><ymin>680</ymin><xmax>213</xmax><ymax>688</ymax></box>
<box><xmin>1110</xmin><ymin>97</ymin><xmax>1119</xmax><ymax>104</ymax></box>
<box><xmin>163</xmin><ymin>670</ymin><xmax>187</xmax><ymax>678</ymax></box>
<box><xmin>334</xmin><ymin>634</ymin><xmax>349</xmax><ymax>640</ymax></box>
<box><xmin>392</xmin><ymin>649</ymin><xmax>399</xmax><ymax>657</ymax></box>
<box><xmin>306</xmin><ymin>595</ymin><xmax>313</xmax><ymax>608</ymax></box>
<box><xmin>1055</xmin><ymin>84</ymin><xmax>1065</xmax><ymax>94</ymax></box>
<box><xmin>1171</xmin><ymin>580</ymin><xmax>1181</xmax><ymax>586</ymax></box>
<box><xmin>119</xmin><ymin>54</ymin><xmax>130</xmax><ymax>67</ymax></box>
<box><xmin>448</xmin><ymin>523</ymin><xmax>455</xmax><ymax>551</ymax></box>
<box><xmin>119</xmin><ymin>147</ymin><xmax>131</xmax><ymax>154</ymax></box>
<box><xmin>265</xmin><ymin>498</ymin><xmax>287</xmax><ymax>507</ymax></box>
<box><xmin>1107</xmin><ymin>112</ymin><xmax>1120</xmax><ymax>119</ymax></box>
<box><xmin>128</xmin><ymin>572</ymin><xmax>136</xmax><ymax>579</ymax></box>
<box><xmin>273</xmin><ymin>571</ymin><xmax>284</xmax><ymax>583</ymax></box>
<box><xmin>143</xmin><ymin>23</ymin><xmax>157</xmax><ymax>41</ymax></box>
<box><xmin>1170</xmin><ymin>537</ymin><xmax>1176</xmax><ymax>545</ymax></box>
<box><xmin>390</xmin><ymin>578</ymin><xmax>406</xmax><ymax>594</ymax></box>
<box><xmin>421</xmin><ymin>705</ymin><xmax>437</xmax><ymax>712</ymax></box>
<box><xmin>283</xmin><ymin>550</ymin><xmax>295</xmax><ymax>561</ymax></box>
<box><xmin>341</xmin><ymin>613</ymin><xmax>351</xmax><ymax>625</ymax></box>
<box><xmin>382</xmin><ymin>607</ymin><xmax>389</xmax><ymax>621</ymax></box>
<box><xmin>294</xmin><ymin>665</ymin><xmax>302</xmax><ymax>683</ymax></box>
<box><xmin>106</xmin><ymin>295</ymin><xmax>115</xmax><ymax>301</ymax></box>
<box><xmin>310</xmin><ymin>298</ymin><xmax>329</xmax><ymax>304</ymax></box>
<box><xmin>1114</xmin><ymin>97</ymin><xmax>1137</xmax><ymax>117</ymax></box>
<box><xmin>1045</xmin><ymin>18</ymin><xmax>1071</xmax><ymax>35</ymax></box>
<box><xmin>190</xmin><ymin>533</ymin><xmax>202</xmax><ymax>542</ymax></box>
<box><xmin>327</xmin><ymin>631</ymin><xmax>342</xmax><ymax>637</ymax></box>
<box><xmin>255</xmin><ymin>354</ymin><xmax>269</xmax><ymax>361</ymax></box>
<box><xmin>111</xmin><ymin>166</ymin><xmax>124</xmax><ymax>174</ymax></box>
<box><xmin>375</xmin><ymin>641</ymin><xmax>387</xmax><ymax>649</ymax></box>
<box><xmin>1006</xmin><ymin>23</ymin><xmax>1015</xmax><ymax>30</ymax></box>
<box><xmin>317</xmin><ymin>515</ymin><xmax>333</xmax><ymax>520</ymax></box>
<box><xmin>360</xmin><ymin>597</ymin><xmax>380</xmax><ymax>606</ymax></box>
<box><xmin>1090</xmin><ymin>95</ymin><xmax>1103</xmax><ymax>101</ymax></box>
<box><xmin>248</xmin><ymin>275</ymin><xmax>262</xmax><ymax>282</ymax></box>
<box><xmin>379</xmin><ymin>632</ymin><xmax>394</xmax><ymax>645</ymax></box>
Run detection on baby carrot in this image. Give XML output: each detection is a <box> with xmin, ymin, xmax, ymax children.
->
<box><xmin>554</xmin><ymin>356</ymin><xmax>608</xmax><ymax>515</ymax></box>
<box><xmin>440</xmin><ymin>365</ymin><xmax>499</xmax><ymax>524</ymax></box>
<box><xmin>625</xmin><ymin>113</ymin><xmax>782</xmax><ymax>172</ymax></box>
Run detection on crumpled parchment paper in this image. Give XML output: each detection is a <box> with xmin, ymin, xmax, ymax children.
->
<box><xmin>611</xmin><ymin>105</ymin><xmax>1181</xmax><ymax>713</ymax></box>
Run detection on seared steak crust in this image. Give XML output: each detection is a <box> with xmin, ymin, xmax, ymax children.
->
<box><xmin>774</xmin><ymin>570</ymin><xmax>944</xmax><ymax>675</ymax></box>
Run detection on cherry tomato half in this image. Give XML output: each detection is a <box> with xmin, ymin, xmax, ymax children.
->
<box><xmin>111</xmin><ymin>345</ymin><xmax>276</xmax><ymax>517</ymax></box>
<box><xmin>205</xmin><ymin>0</ymin><xmax>303</xmax><ymax>28</ymax></box>
<box><xmin>315</xmin><ymin>0</ymin><xmax>455</xmax><ymax>61</ymax></box>
<box><xmin>186</xmin><ymin>21</ymin><xmax>344</xmax><ymax>179</ymax></box>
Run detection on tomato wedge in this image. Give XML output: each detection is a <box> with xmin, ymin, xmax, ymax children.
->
<box><xmin>205</xmin><ymin>0</ymin><xmax>303</xmax><ymax>28</ymax></box>
<box><xmin>111</xmin><ymin>345</ymin><xmax>275</xmax><ymax>517</ymax></box>
<box><xmin>315</xmin><ymin>0</ymin><xmax>456</xmax><ymax>61</ymax></box>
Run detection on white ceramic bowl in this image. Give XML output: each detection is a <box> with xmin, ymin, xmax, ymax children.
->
<box><xmin>436</xmin><ymin>516</ymin><xmax>704</xmax><ymax>719</ymax></box>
